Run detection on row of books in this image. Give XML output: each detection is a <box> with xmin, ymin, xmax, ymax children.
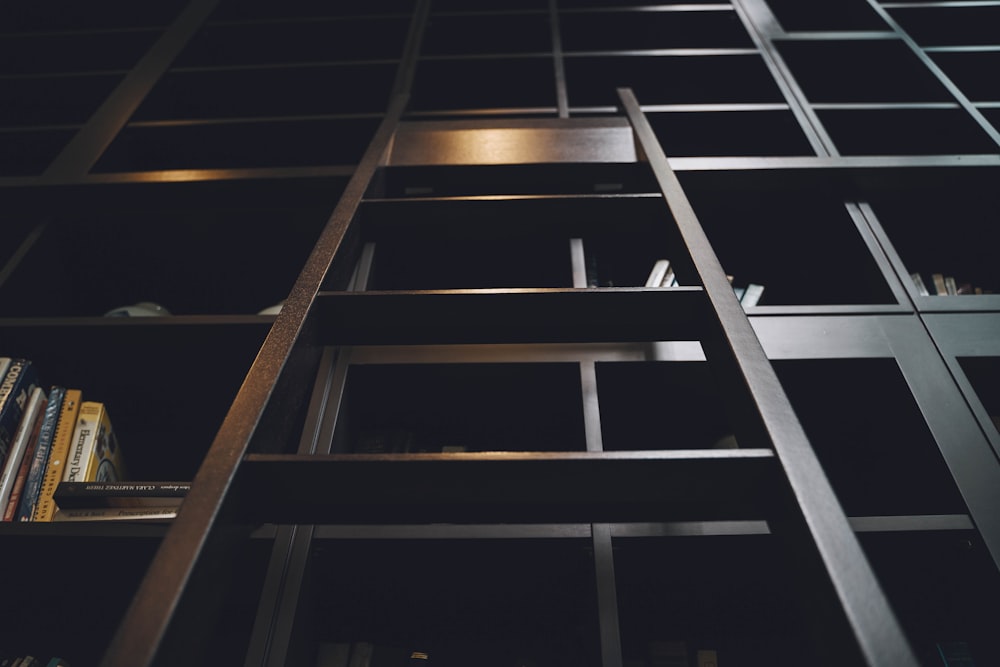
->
<box><xmin>103</xmin><ymin>300</ymin><xmax>284</xmax><ymax>316</ymax></box>
<box><xmin>0</xmin><ymin>657</ymin><xmax>70</xmax><ymax>667</ymax></box>
<box><xmin>911</xmin><ymin>272</ymin><xmax>993</xmax><ymax>296</ymax></box>
<box><xmin>0</xmin><ymin>357</ymin><xmax>187</xmax><ymax>523</ymax></box>
<box><xmin>645</xmin><ymin>259</ymin><xmax>765</xmax><ymax>307</ymax></box>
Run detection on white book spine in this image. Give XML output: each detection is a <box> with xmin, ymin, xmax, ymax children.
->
<box><xmin>0</xmin><ymin>387</ymin><xmax>46</xmax><ymax>511</ymax></box>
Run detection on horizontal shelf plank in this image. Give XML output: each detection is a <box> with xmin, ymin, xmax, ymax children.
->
<box><xmin>4</xmin><ymin>155</ymin><xmax>1000</xmax><ymax>191</ymax></box>
<box><xmin>238</xmin><ymin>449</ymin><xmax>779</xmax><ymax>524</ymax></box>
<box><xmin>315</xmin><ymin>287</ymin><xmax>708</xmax><ymax>344</ymax></box>
<box><xmin>243</xmin><ymin>514</ymin><xmax>976</xmax><ymax>541</ymax></box>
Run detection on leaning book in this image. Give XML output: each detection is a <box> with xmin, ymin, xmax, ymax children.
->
<box><xmin>15</xmin><ymin>386</ymin><xmax>66</xmax><ymax>521</ymax></box>
<box><xmin>31</xmin><ymin>389</ymin><xmax>83</xmax><ymax>522</ymax></box>
<box><xmin>62</xmin><ymin>401</ymin><xmax>126</xmax><ymax>484</ymax></box>
<box><xmin>0</xmin><ymin>386</ymin><xmax>47</xmax><ymax>519</ymax></box>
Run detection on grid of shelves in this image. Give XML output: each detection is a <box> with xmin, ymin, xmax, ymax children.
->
<box><xmin>1</xmin><ymin>1</ymin><xmax>999</xmax><ymax>666</ymax></box>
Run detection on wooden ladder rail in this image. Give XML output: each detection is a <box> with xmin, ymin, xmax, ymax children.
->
<box><xmin>617</xmin><ymin>86</ymin><xmax>919</xmax><ymax>667</ymax></box>
<box><xmin>97</xmin><ymin>92</ymin><xmax>411</xmax><ymax>667</ymax></box>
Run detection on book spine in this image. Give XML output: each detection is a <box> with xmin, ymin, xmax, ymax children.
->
<box><xmin>52</xmin><ymin>506</ymin><xmax>178</xmax><ymax>522</ymax></box>
<box><xmin>54</xmin><ymin>481</ymin><xmax>190</xmax><ymax>508</ymax></box>
<box><xmin>0</xmin><ymin>387</ymin><xmax>47</xmax><ymax>517</ymax></box>
<box><xmin>32</xmin><ymin>389</ymin><xmax>83</xmax><ymax>522</ymax></box>
<box><xmin>0</xmin><ymin>360</ymin><xmax>40</xmax><ymax>477</ymax></box>
<box><xmin>932</xmin><ymin>273</ymin><xmax>948</xmax><ymax>295</ymax></box>
<box><xmin>910</xmin><ymin>272</ymin><xmax>930</xmax><ymax>296</ymax></box>
<box><xmin>3</xmin><ymin>407</ymin><xmax>44</xmax><ymax>522</ymax></box>
<box><xmin>645</xmin><ymin>259</ymin><xmax>670</xmax><ymax>287</ymax></box>
<box><xmin>87</xmin><ymin>404</ymin><xmax>124</xmax><ymax>482</ymax></box>
<box><xmin>62</xmin><ymin>401</ymin><xmax>104</xmax><ymax>483</ymax></box>
<box><xmin>15</xmin><ymin>387</ymin><xmax>65</xmax><ymax>521</ymax></box>
<box><xmin>740</xmin><ymin>283</ymin><xmax>765</xmax><ymax>307</ymax></box>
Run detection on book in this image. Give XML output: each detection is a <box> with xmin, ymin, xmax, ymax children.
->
<box><xmin>944</xmin><ymin>276</ymin><xmax>958</xmax><ymax>295</ymax></box>
<box><xmin>32</xmin><ymin>389</ymin><xmax>83</xmax><ymax>522</ymax></box>
<box><xmin>54</xmin><ymin>481</ymin><xmax>189</xmax><ymax>509</ymax></box>
<box><xmin>0</xmin><ymin>386</ymin><xmax>47</xmax><ymax>519</ymax></box>
<box><xmin>932</xmin><ymin>273</ymin><xmax>948</xmax><ymax>295</ymax></box>
<box><xmin>910</xmin><ymin>272</ymin><xmax>930</xmax><ymax>296</ymax></box>
<box><xmin>62</xmin><ymin>401</ymin><xmax>126</xmax><ymax>484</ymax></box>
<box><xmin>15</xmin><ymin>386</ymin><xmax>66</xmax><ymax>521</ymax></box>
<box><xmin>646</xmin><ymin>259</ymin><xmax>671</xmax><ymax>287</ymax></box>
<box><xmin>52</xmin><ymin>506</ymin><xmax>177</xmax><ymax>522</ymax></box>
<box><xmin>2</xmin><ymin>389</ymin><xmax>46</xmax><ymax>522</ymax></box>
<box><xmin>740</xmin><ymin>283</ymin><xmax>765</xmax><ymax>307</ymax></box>
<box><xmin>0</xmin><ymin>359</ymin><xmax>41</xmax><ymax>482</ymax></box>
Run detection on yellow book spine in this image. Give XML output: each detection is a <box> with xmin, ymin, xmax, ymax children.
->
<box><xmin>63</xmin><ymin>401</ymin><xmax>104</xmax><ymax>483</ymax></box>
<box><xmin>32</xmin><ymin>389</ymin><xmax>83</xmax><ymax>522</ymax></box>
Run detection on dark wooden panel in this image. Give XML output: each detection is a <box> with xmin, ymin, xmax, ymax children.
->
<box><xmin>316</xmin><ymin>287</ymin><xmax>708</xmax><ymax>344</ymax></box>
<box><xmin>238</xmin><ymin>449</ymin><xmax>779</xmax><ymax>524</ymax></box>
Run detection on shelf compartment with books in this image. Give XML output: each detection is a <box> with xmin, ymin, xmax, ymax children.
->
<box><xmin>421</xmin><ymin>11</ymin><xmax>552</xmax><ymax>56</ymax></box>
<box><xmin>331</xmin><ymin>362</ymin><xmax>587</xmax><ymax>454</ymax></box>
<box><xmin>645</xmin><ymin>108</ymin><xmax>815</xmax><ymax>157</ymax></box>
<box><xmin>92</xmin><ymin>116</ymin><xmax>383</xmax><ymax>173</ymax></box>
<box><xmin>558</xmin><ymin>6</ymin><xmax>753</xmax><ymax>51</ymax></box>
<box><xmin>775</xmin><ymin>39</ymin><xmax>955</xmax><ymax>104</ymax></box>
<box><xmin>128</xmin><ymin>64</ymin><xmax>398</xmax><ymax>122</ymax></box>
<box><xmin>172</xmin><ymin>15</ymin><xmax>411</xmax><ymax>67</ymax></box>
<box><xmin>0</xmin><ymin>320</ymin><xmax>269</xmax><ymax>482</ymax></box>
<box><xmin>859</xmin><ymin>529</ymin><xmax>1000</xmax><ymax>666</ymax></box>
<box><xmin>595</xmin><ymin>360</ymin><xmax>740</xmax><ymax>451</ymax></box>
<box><xmin>409</xmin><ymin>56</ymin><xmax>559</xmax><ymax>114</ymax></box>
<box><xmin>0</xmin><ymin>205</ymin><xmax>330</xmax><ymax>317</ymax></box>
<box><xmin>613</xmin><ymin>532</ymin><xmax>832</xmax><ymax>666</ymax></box>
<box><xmin>305</xmin><ymin>536</ymin><xmax>603</xmax><ymax>667</ymax></box>
<box><xmin>359</xmin><ymin>194</ymin><xmax>678</xmax><ymax>289</ymax></box>
<box><xmin>238</xmin><ymin>449</ymin><xmax>778</xmax><ymax>525</ymax></box>
<box><xmin>564</xmin><ymin>54</ymin><xmax>785</xmax><ymax>109</ymax></box>
<box><xmin>685</xmin><ymin>186</ymin><xmax>902</xmax><ymax>309</ymax></box>
<box><xmin>772</xmin><ymin>357</ymin><xmax>970</xmax><ymax>518</ymax></box>
<box><xmin>861</xmin><ymin>185</ymin><xmax>1000</xmax><ymax>310</ymax></box>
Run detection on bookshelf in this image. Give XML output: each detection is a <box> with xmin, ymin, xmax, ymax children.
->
<box><xmin>1</xmin><ymin>1</ymin><xmax>999</xmax><ymax>666</ymax></box>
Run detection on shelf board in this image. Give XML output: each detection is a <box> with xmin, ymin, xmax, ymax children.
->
<box><xmin>238</xmin><ymin>449</ymin><xmax>779</xmax><ymax>524</ymax></box>
<box><xmin>316</xmin><ymin>287</ymin><xmax>707</xmax><ymax>344</ymax></box>
<box><xmin>389</xmin><ymin>117</ymin><xmax>638</xmax><ymax>165</ymax></box>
